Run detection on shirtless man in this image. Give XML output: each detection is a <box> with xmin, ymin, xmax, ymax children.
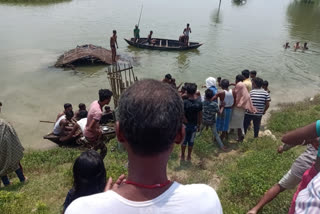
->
<box><xmin>183</xmin><ymin>23</ymin><xmax>192</xmax><ymax>46</ymax></box>
<box><xmin>294</xmin><ymin>42</ymin><xmax>300</xmax><ymax>51</ymax></box>
<box><xmin>56</xmin><ymin>103</ymin><xmax>73</xmax><ymax>121</ymax></box>
<box><xmin>59</xmin><ymin>110</ymin><xmax>82</xmax><ymax>142</ymax></box>
<box><xmin>283</xmin><ymin>42</ymin><xmax>290</xmax><ymax>49</ymax></box>
<box><xmin>110</xmin><ymin>30</ymin><xmax>118</xmax><ymax>63</ymax></box>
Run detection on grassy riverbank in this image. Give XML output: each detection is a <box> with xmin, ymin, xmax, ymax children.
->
<box><xmin>1</xmin><ymin>95</ymin><xmax>320</xmax><ymax>214</ymax></box>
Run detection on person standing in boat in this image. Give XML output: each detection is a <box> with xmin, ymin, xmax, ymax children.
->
<box><xmin>183</xmin><ymin>23</ymin><xmax>192</xmax><ymax>46</ymax></box>
<box><xmin>110</xmin><ymin>30</ymin><xmax>118</xmax><ymax>63</ymax></box>
<box><xmin>133</xmin><ymin>25</ymin><xmax>140</xmax><ymax>43</ymax></box>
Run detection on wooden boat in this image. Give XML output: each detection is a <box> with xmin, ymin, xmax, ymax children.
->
<box><xmin>124</xmin><ymin>38</ymin><xmax>203</xmax><ymax>51</ymax></box>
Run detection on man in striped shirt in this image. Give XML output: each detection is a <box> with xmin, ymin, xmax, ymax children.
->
<box><xmin>244</xmin><ymin>77</ymin><xmax>271</xmax><ymax>138</ymax></box>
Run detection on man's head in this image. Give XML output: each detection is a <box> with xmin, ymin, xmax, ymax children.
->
<box><xmin>186</xmin><ymin>83</ymin><xmax>197</xmax><ymax>95</ymax></box>
<box><xmin>250</xmin><ymin>70</ymin><xmax>257</xmax><ymax>79</ymax></box>
<box><xmin>235</xmin><ymin>74</ymin><xmax>245</xmax><ymax>83</ymax></box>
<box><xmin>150</xmin><ymin>31</ymin><xmax>153</xmax><ymax>35</ymax></box>
<box><xmin>135</xmin><ymin>25</ymin><xmax>138</xmax><ymax>29</ymax></box>
<box><xmin>65</xmin><ymin>110</ymin><xmax>74</xmax><ymax>120</ymax></box>
<box><xmin>253</xmin><ymin>77</ymin><xmax>263</xmax><ymax>89</ymax></box>
<box><xmin>220</xmin><ymin>79</ymin><xmax>229</xmax><ymax>90</ymax></box>
<box><xmin>99</xmin><ymin>89</ymin><xmax>113</xmax><ymax>106</ymax></box>
<box><xmin>64</xmin><ymin>103</ymin><xmax>73</xmax><ymax>111</ymax></box>
<box><xmin>113</xmin><ymin>30</ymin><xmax>117</xmax><ymax>35</ymax></box>
<box><xmin>165</xmin><ymin>74</ymin><xmax>172</xmax><ymax>81</ymax></box>
<box><xmin>241</xmin><ymin>69</ymin><xmax>250</xmax><ymax>79</ymax></box>
<box><xmin>117</xmin><ymin>79</ymin><xmax>184</xmax><ymax>157</ymax></box>
<box><xmin>262</xmin><ymin>80</ymin><xmax>269</xmax><ymax>90</ymax></box>
<box><xmin>78</xmin><ymin>103</ymin><xmax>86</xmax><ymax>110</ymax></box>
<box><xmin>78</xmin><ymin>110</ymin><xmax>88</xmax><ymax>119</ymax></box>
<box><xmin>187</xmin><ymin>23</ymin><xmax>190</xmax><ymax>27</ymax></box>
<box><xmin>205</xmin><ymin>89</ymin><xmax>214</xmax><ymax>100</ymax></box>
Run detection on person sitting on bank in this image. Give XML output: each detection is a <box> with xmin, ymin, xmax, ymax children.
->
<box><xmin>84</xmin><ymin>89</ymin><xmax>113</xmax><ymax>159</ymax></box>
<box><xmin>75</xmin><ymin>103</ymin><xmax>87</xmax><ymax>121</ymax></box>
<box><xmin>65</xmin><ymin>79</ymin><xmax>223</xmax><ymax>214</ymax></box>
<box><xmin>133</xmin><ymin>25</ymin><xmax>140</xmax><ymax>43</ymax></box>
<box><xmin>56</xmin><ymin>103</ymin><xmax>73</xmax><ymax>121</ymax></box>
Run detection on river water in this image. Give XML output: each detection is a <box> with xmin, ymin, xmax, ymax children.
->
<box><xmin>0</xmin><ymin>0</ymin><xmax>319</xmax><ymax>148</ymax></box>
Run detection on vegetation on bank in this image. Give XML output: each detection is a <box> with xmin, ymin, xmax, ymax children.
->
<box><xmin>1</xmin><ymin>95</ymin><xmax>320</xmax><ymax>214</ymax></box>
<box><xmin>0</xmin><ymin>0</ymin><xmax>71</xmax><ymax>6</ymax></box>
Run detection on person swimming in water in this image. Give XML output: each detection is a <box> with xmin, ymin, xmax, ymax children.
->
<box><xmin>283</xmin><ymin>42</ymin><xmax>290</xmax><ymax>49</ymax></box>
<box><xmin>294</xmin><ymin>42</ymin><xmax>300</xmax><ymax>51</ymax></box>
<box><xmin>302</xmin><ymin>42</ymin><xmax>309</xmax><ymax>50</ymax></box>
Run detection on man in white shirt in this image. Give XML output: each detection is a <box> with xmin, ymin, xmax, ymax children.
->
<box><xmin>66</xmin><ymin>79</ymin><xmax>223</xmax><ymax>214</ymax></box>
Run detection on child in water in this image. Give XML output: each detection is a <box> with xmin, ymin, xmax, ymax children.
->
<box><xmin>283</xmin><ymin>42</ymin><xmax>290</xmax><ymax>49</ymax></box>
<box><xmin>294</xmin><ymin>42</ymin><xmax>300</xmax><ymax>51</ymax></box>
<box><xmin>302</xmin><ymin>42</ymin><xmax>309</xmax><ymax>50</ymax></box>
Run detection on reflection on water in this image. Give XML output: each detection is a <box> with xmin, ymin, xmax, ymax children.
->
<box><xmin>211</xmin><ymin>1</ymin><xmax>222</xmax><ymax>25</ymax></box>
<box><xmin>287</xmin><ymin>0</ymin><xmax>320</xmax><ymax>43</ymax></box>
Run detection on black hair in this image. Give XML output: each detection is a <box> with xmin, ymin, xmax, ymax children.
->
<box><xmin>165</xmin><ymin>74</ymin><xmax>172</xmax><ymax>80</ymax></box>
<box><xmin>150</xmin><ymin>30</ymin><xmax>153</xmax><ymax>34</ymax></box>
<box><xmin>187</xmin><ymin>23</ymin><xmax>190</xmax><ymax>26</ymax></box>
<box><xmin>241</xmin><ymin>69</ymin><xmax>250</xmax><ymax>78</ymax></box>
<box><xmin>113</xmin><ymin>30</ymin><xmax>116</xmax><ymax>34</ymax></box>
<box><xmin>68</xmin><ymin>150</ymin><xmax>106</xmax><ymax>208</ymax></box>
<box><xmin>78</xmin><ymin>103</ymin><xmax>86</xmax><ymax>110</ymax></box>
<box><xmin>186</xmin><ymin>83</ymin><xmax>197</xmax><ymax>95</ymax></box>
<box><xmin>78</xmin><ymin>110</ymin><xmax>88</xmax><ymax>119</ymax></box>
<box><xmin>118</xmin><ymin>79</ymin><xmax>184</xmax><ymax>156</ymax></box>
<box><xmin>236</xmin><ymin>74</ymin><xmax>245</xmax><ymax>82</ymax></box>
<box><xmin>217</xmin><ymin>77</ymin><xmax>221</xmax><ymax>82</ymax></box>
<box><xmin>220</xmin><ymin>79</ymin><xmax>229</xmax><ymax>89</ymax></box>
<box><xmin>250</xmin><ymin>70</ymin><xmax>257</xmax><ymax>76</ymax></box>
<box><xmin>99</xmin><ymin>89</ymin><xmax>113</xmax><ymax>102</ymax></box>
<box><xmin>64</xmin><ymin>103</ymin><xmax>72</xmax><ymax>110</ymax></box>
<box><xmin>262</xmin><ymin>80</ymin><xmax>269</xmax><ymax>87</ymax></box>
<box><xmin>181</xmin><ymin>86</ymin><xmax>186</xmax><ymax>93</ymax></box>
<box><xmin>65</xmin><ymin>110</ymin><xmax>74</xmax><ymax>120</ymax></box>
<box><xmin>253</xmin><ymin>77</ymin><xmax>263</xmax><ymax>88</ymax></box>
<box><xmin>0</xmin><ymin>102</ymin><xmax>2</xmax><ymax>106</ymax></box>
<box><xmin>205</xmin><ymin>89</ymin><xmax>214</xmax><ymax>100</ymax></box>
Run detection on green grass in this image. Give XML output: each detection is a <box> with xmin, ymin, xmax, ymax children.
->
<box><xmin>1</xmin><ymin>96</ymin><xmax>320</xmax><ymax>214</ymax></box>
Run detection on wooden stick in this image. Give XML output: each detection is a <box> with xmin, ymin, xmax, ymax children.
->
<box><xmin>40</xmin><ymin>120</ymin><xmax>55</xmax><ymax>124</ymax></box>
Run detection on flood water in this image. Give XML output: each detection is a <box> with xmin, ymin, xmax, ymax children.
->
<box><xmin>0</xmin><ymin>0</ymin><xmax>319</xmax><ymax>148</ymax></box>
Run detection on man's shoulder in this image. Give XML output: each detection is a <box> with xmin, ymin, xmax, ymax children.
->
<box><xmin>65</xmin><ymin>191</ymin><xmax>114</xmax><ymax>214</ymax></box>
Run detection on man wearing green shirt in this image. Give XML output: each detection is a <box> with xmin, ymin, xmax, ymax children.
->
<box><xmin>133</xmin><ymin>25</ymin><xmax>140</xmax><ymax>43</ymax></box>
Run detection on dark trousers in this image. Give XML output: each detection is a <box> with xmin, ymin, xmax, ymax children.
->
<box><xmin>1</xmin><ymin>163</ymin><xmax>25</xmax><ymax>186</ymax></box>
<box><xmin>244</xmin><ymin>114</ymin><xmax>262</xmax><ymax>138</ymax></box>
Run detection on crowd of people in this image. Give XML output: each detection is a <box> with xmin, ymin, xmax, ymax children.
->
<box><xmin>2</xmin><ymin>73</ymin><xmax>320</xmax><ymax>214</ymax></box>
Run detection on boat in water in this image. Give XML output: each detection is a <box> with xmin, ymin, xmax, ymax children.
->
<box><xmin>124</xmin><ymin>38</ymin><xmax>203</xmax><ymax>51</ymax></box>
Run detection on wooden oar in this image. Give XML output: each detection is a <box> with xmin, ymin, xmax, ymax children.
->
<box><xmin>40</xmin><ymin>120</ymin><xmax>55</xmax><ymax>124</ymax></box>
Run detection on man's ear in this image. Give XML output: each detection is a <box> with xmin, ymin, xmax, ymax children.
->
<box><xmin>174</xmin><ymin>124</ymin><xmax>185</xmax><ymax>145</ymax></box>
<box><xmin>116</xmin><ymin>121</ymin><xmax>127</xmax><ymax>144</ymax></box>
